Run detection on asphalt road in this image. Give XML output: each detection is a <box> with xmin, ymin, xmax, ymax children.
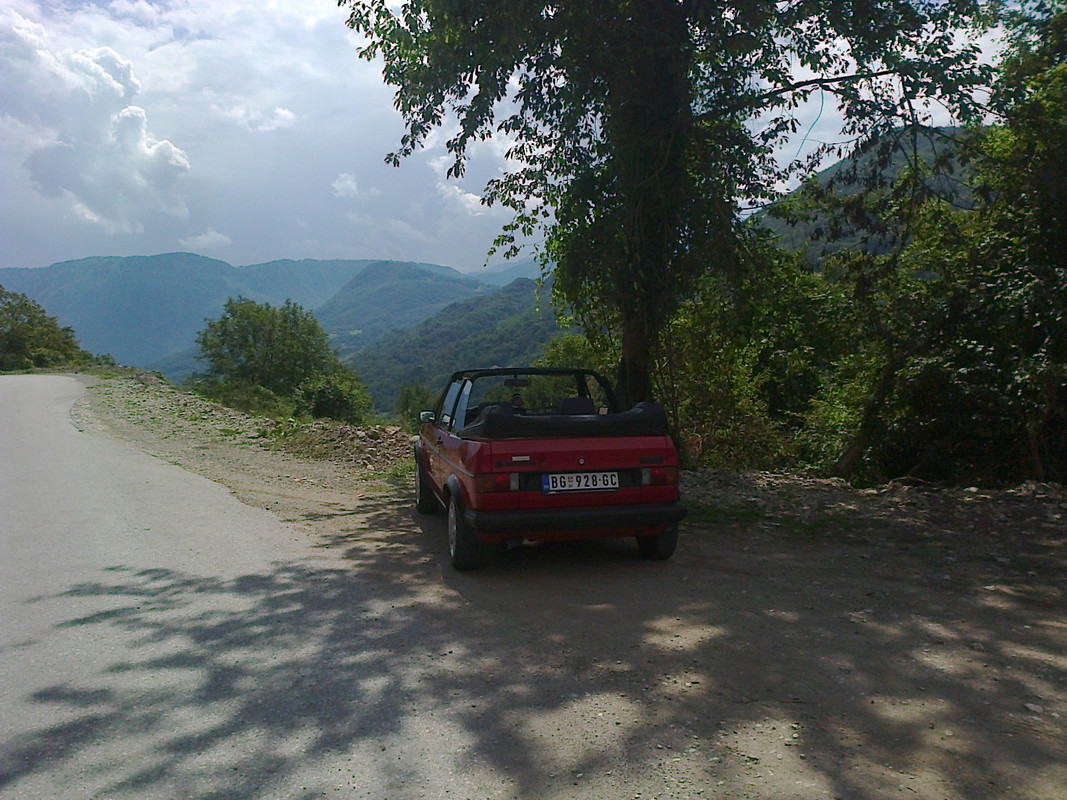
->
<box><xmin>4</xmin><ymin>375</ymin><xmax>1063</xmax><ymax>800</ymax></box>
<box><xmin>0</xmin><ymin>375</ymin><xmax>454</xmax><ymax>799</ymax></box>
<box><xmin>0</xmin><ymin>375</ymin><xmax>794</xmax><ymax>800</ymax></box>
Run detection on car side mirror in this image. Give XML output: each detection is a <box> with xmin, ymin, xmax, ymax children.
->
<box><xmin>419</xmin><ymin>410</ymin><xmax>436</xmax><ymax>424</ymax></box>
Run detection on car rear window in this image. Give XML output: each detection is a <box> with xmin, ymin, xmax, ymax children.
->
<box><xmin>467</xmin><ymin>372</ymin><xmax>615</xmax><ymax>416</ymax></box>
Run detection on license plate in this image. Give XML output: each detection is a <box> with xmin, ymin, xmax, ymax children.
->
<box><xmin>542</xmin><ymin>471</ymin><xmax>619</xmax><ymax>493</ymax></box>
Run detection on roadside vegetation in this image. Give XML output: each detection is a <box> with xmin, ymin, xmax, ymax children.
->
<box><xmin>344</xmin><ymin>1</ymin><xmax>1065</xmax><ymax>488</ymax></box>
<box><xmin>0</xmin><ymin>285</ymin><xmax>99</xmax><ymax>371</ymax></box>
<box><xmin>184</xmin><ymin>297</ymin><xmax>372</xmax><ymax>425</ymax></box>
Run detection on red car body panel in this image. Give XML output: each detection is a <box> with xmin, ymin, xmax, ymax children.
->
<box><xmin>417</xmin><ymin>368</ymin><xmax>686</xmax><ymax>547</ymax></box>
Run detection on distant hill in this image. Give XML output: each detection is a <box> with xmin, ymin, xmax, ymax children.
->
<box><xmin>0</xmin><ymin>253</ymin><xmax>505</xmax><ymax>371</ymax></box>
<box><xmin>0</xmin><ymin>253</ymin><xmax>369</xmax><ymax>366</ymax></box>
<box><xmin>236</xmin><ymin>258</ymin><xmax>374</xmax><ymax>308</ymax></box>
<box><xmin>759</xmin><ymin>126</ymin><xmax>971</xmax><ymax>261</ymax></box>
<box><xmin>315</xmin><ymin>260</ymin><xmax>494</xmax><ymax>357</ymax></box>
<box><xmin>147</xmin><ymin>345</ymin><xmax>203</xmax><ymax>385</ymax></box>
<box><xmin>348</xmin><ymin>277</ymin><xmax>565</xmax><ymax>412</ymax></box>
<box><xmin>473</xmin><ymin>258</ymin><xmax>542</xmax><ymax>286</ymax></box>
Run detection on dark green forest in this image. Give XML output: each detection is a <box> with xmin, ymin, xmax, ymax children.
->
<box><xmin>317</xmin><ymin>260</ymin><xmax>496</xmax><ymax>358</ymax></box>
<box><xmin>347</xmin><ymin>278</ymin><xmax>562</xmax><ymax>414</ymax></box>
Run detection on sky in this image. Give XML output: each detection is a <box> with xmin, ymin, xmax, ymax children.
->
<box><xmin>1</xmin><ymin>2</ymin><xmax>991</xmax><ymax>273</ymax></box>
<box><xmin>1</xmin><ymin>0</ymin><xmax>524</xmax><ymax>271</ymax></box>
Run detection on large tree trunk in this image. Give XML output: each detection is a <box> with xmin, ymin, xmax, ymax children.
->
<box><xmin>602</xmin><ymin>0</ymin><xmax>690</xmax><ymax>408</ymax></box>
<box><xmin>617</xmin><ymin>316</ymin><xmax>653</xmax><ymax>407</ymax></box>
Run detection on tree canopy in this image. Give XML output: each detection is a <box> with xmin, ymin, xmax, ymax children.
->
<box><xmin>192</xmin><ymin>297</ymin><xmax>371</xmax><ymax>423</ymax></box>
<box><xmin>0</xmin><ymin>285</ymin><xmax>89</xmax><ymax>371</ymax></box>
<box><xmin>879</xmin><ymin>1</ymin><xmax>1067</xmax><ymax>482</ymax></box>
<box><xmin>340</xmin><ymin>0</ymin><xmax>992</xmax><ymax>402</ymax></box>
<box><xmin>687</xmin><ymin>1</ymin><xmax>1067</xmax><ymax>484</ymax></box>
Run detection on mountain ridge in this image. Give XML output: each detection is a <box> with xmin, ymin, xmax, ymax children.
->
<box><xmin>0</xmin><ymin>253</ymin><xmax>542</xmax><ymax>376</ymax></box>
<box><xmin>346</xmin><ymin>276</ymin><xmax>563</xmax><ymax>412</ymax></box>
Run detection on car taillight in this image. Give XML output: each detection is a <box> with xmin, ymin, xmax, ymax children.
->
<box><xmin>475</xmin><ymin>473</ymin><xmax>520</xmax><ymax>493</ymax></box>
<box><xmin>641</xmin><ymin>466</ymin><xmax>678</xmax><ymax>486</ymax></box>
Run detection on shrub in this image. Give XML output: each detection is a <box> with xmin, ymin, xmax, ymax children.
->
<box><xmin>1</xmin><ymin>286</ymin><xmax>90</xmax><ymax>370</ymax></box>
<box><xmin>395</xmin><ymin>383</ymin><xmax>436</xmax><ymax>433</ymax></box>
<box><xmin>190</xmin><ymin>297</ymin><xmax>373</xmax><ymax>423</ymax></box>
<box><xmin>298</xmin><ymin>372</ymin><xmax>372</xmax><ymax>425</ymax></box>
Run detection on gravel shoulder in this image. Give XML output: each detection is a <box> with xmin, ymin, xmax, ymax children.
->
<box><xmin>72</xmin><ymin>372</ymin><xmax>1067</xmax><ymax>800</ymax></box>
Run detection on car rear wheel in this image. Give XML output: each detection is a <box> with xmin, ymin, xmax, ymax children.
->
<box><xmin>636</xmin><ymin>524</ymin><xmax>678</xmax><ymax>561</ymax></box>
<box><xmin>448</xmin><ymin>495</ymin><xmax>485</xmax><ymax>571</ymax></box>
<box><xmin>414</xmin><ymin>452</ymin><xmax>438</xmax><ymax>514</ymax></box>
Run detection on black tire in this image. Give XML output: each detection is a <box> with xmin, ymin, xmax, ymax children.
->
<box><xmin>414</xmin><ymin>452</ymin><xmax>438</xmax><ymax>514</ymax></box>
<box><xmin>447</xmin><ymin>495</ymin><xmax>485</xmax><ymax>571</ymax></box>
<box><xmin>636</xmin><ymin>524</ymin><xmax>678</xmax><ymax>561</ymax></box>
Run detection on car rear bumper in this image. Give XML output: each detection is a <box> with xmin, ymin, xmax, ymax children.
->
<box><xmin>464</xmin><ymin>501</ymin><xmax>687</xmax><ymax>535</ymax></box>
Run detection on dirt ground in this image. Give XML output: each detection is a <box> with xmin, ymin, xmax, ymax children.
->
<box><xmin>71</xmin><ymin>373</ymin><xmax>1067</xmax><ymax>800</ymax></box>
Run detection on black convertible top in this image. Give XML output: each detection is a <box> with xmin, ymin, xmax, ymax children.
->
<box><xmin>461</xmin><ymin>401</ymin><xmax>669</xmax><ymax>440</ymax></box>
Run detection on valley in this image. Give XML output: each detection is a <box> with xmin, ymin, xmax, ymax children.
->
<box><xmin>0</xmin><ymin>253</ymin><xmax>549</xmax><ymax>411</ymax></box>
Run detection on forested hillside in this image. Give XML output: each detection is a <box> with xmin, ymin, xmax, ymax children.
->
<box><xmin>760</xmin><ymin>127</ymin><xmax>971</xmax><ymax>262</ymax></box>
<box><xmin>347</xmin><ymin>278</ymin><xmax>562</xmax><ymax>412</ymax></box>
<box><xmin>0</xmin><ymin>255</ymin><xmax>539</xmax><ymax>371</ymax></box>
<box><xmin>315</xmin><ymin>260</ymin><xmax>494</xmax><ymax>357</ymax></box>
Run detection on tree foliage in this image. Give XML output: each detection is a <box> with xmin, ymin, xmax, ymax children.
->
<box><xmin>0</xmin><ymin>285</ymin><xmax>89</xmax><ymax>371</ymax></box>
<box><xmin>395</xmin><ymin>383</ymin><xmax>437</xmax><ymax>433</ymax></box>
<box><xmin>191</xmin><ymin>297</ymin><xmax>371</xmax><ymax>423</ymax></box>
<box><xmin>655</xmin><ymin>228</ymin><xmax>857</xmax><ymax>469</ymax></box>
<box><xmin>340</xmin><ymin>0</ymin><xmax>992</xmax><ymax>403</ymax></box>
<box><xmin>745</xmin><ymin>1</ymin><xmax>1067</xmax><ymax>485</ymax></box>
<box><xmin>872</xmin><ymin>2</ymin><xmax>1067</xmax><ymax>483</ymax></box>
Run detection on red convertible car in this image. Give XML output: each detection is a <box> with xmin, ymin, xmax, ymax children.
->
<box><xmin>415</xmin><ymin>367</ymin><xmax>686</xmax><ymax>570</ymax></box>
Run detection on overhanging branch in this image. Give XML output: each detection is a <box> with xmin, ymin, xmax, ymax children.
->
<box><xmin>697</xmin><ymin>68</ymin><xmax>900</xmax><ymax>121</ymax></box>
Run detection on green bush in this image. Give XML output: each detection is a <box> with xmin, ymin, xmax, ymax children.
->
<box><xmin>794</xmin><ymin>353</ymin><xmax>879</xmax><ymax>479</ymax></box>
<box><xmin>1</xmin><ymin>286</ymin><xmax>91</xmax><ymax>370</ymax></box>
<box><xmin>395</xmin><ymin>383</ymin><xmax>436</xmax><ymax>433</ymax></box>
<box><xmin>298</xmin><ymin>372</ymin><xmax>372</xmax><ymax>425</ymax></box>
<box><xmin>185</xmin><ymin>375</ymin><xmax>297</xmax><ymax>419</ymax></box>
<box><xmin>189</xmin><ymin>297</ymin><xmax>373</xmax><ymax>424</ymax></box>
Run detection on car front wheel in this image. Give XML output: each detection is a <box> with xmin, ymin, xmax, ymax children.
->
<box><xmin>636</xmin><ymin>524</ymin><xmax>678</xmax><ymax>561</ymax></box>
<box><xmin>448</xmin><ymin>495</ymin><xmax>485</xmax><ymax>571</ymax></box>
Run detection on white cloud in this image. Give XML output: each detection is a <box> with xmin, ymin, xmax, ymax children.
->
<box><xmin>437</xmin><ymin>181</ymin><xmax>487</xmax><ymax>215</ymax></box>
<box><xmin>214</xmin><ymin>101</ymin><xmax>297</xmax><ymax>132</ymax></box>
<box><xmin>2</xmin><ymin>11</ymin><xmax>190</xmax><ymax>235</ymax></box>
<box><xmin>179</xmin><ymin>228</ymin><xmax>232</xmax><ymax>250</ymax></box>
<box><xmin>428</xmin><ymin>152</ymin><xmax>505</xmax><ymax>216</ymax></box>
<box><xmin>66</xmin><ymin>44</ymin><xmax>140</xmax><ymax>100</ymax></box>
<box><xmin>258</xmin><ymin>106</ymin><xmax>295</xmax><ymax>131</ymax></box>
<box><xmin>0</xmin><ymin>1</ymin><xmax>530</xmax><ymax>270</ymax></box>
<box><xmin>22</xmin><ymin>93</ymin><xmax>191</xmax><ymax>234</ymax></box>
<box><xmin>333</xmin><ymin>172</ymin><xmax>368</xmax><ymax>200</ymax></box>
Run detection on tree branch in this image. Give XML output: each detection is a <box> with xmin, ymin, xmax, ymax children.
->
<box><xmin>698</xmin><ymin>68</ymin><xmax>900</xmax><ymax>121</ymax></box>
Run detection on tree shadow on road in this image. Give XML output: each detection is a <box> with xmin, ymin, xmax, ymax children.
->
<box><xmin>2</xmin><ymin>492</ymin><xmax>1064</xmax><ymax>800</ymax></box>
